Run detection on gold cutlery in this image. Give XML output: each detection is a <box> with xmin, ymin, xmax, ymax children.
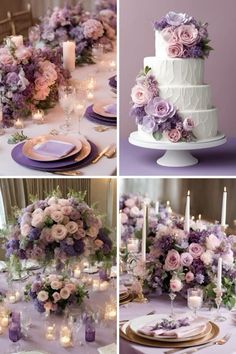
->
<box><xmin>105</xmin><ymin>145</ymin><xmax>116</xmax><ymax>158</ymax></box>
<box><xmin>92</xmin><ymin>145</ymin><xmax>112</xmax><ymax>164</ymax></box>
<box><xmin>164</xmin><ymin>333</ymin><xmax>231</xmax><ymax>354</ymax></box>
<box><xmin>94</xmin><ymin>125</ymin><xmax>115</xmax><ymax>132</ymax></box>
<box><xmin>52</xmin><ymin>171</ymin><xmax>81</xmax><ymax>176</ymax></box>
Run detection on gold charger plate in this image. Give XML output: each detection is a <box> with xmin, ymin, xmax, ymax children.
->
<box><xmin>93</xmin><ymin>101</ymin><xmax>117</xmax><ymax>118</ymax></box>
<box><xmin>120</xmin><ymin>321</ymin><xmax>219</xmax><ymax>348</ymax></box>
<box><xmin>120</xmin><ymin>293</ymin><xmax>134</xmax><ymax>306</ymax></box>
<box><xmin>136</xmin><ymin>321</ymin><xmax>212</xmax><ymax>343</ymax></box>
<box><xmin>23</xmin><ymin>135</ymin><xmax>83</xmax><ymax>162</ymax></box>
<box><xmin>120</xmin><ymin>292</ymin><xmax>130</xmax><ymax>300</ymax></box>
<box><xmin>73</xmin><ymin>137</ymin><xmax>92</xmax><ymax>162</ymax></box>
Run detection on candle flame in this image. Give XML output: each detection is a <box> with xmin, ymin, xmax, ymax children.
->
<box><xmin>166</xmin><ymin>200</ymin><xmax>170</xmax><ymax>206</ymax></box>
<box><xmin>224</xmin><ymin>186</ymin><xmax>227</xmax><ymax>192</ymax></box>
<box><xmin>187</xmin><ymin>190</ymin><xmax>190</xmax><ymax>196</ymax></box>
<box><xmin>198</xmin><ymin>214</ymin><xmax>202</xmax><ymax>220</ymax></box>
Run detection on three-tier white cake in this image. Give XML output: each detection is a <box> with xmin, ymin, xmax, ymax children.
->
<box><xmin>130</xmin><ymin>12</ymin><xmax>218</xmax><ymax>143</ymax></box>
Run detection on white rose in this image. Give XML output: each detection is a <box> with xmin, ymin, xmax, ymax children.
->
<box><xmin>51</xmin><ymin>280</ymin><xmax>63</xmax><ymax>290</ymax></box>
<box><xmin>200</xmin><ymin>250</ymin><xmax>214</xmax><ymax>265</ymax></box>
<box><xmin>58</xmin><ymin>198</ymin><xmax>70</xmax><ymax>206</ymax></box>
<box><xmin>31</xmin><ymin>213</ymin><xmax>44</xmax><ymax>228</ymax></box>
<box><xmin>21</xmin><ymin>224</ymin><xmax>31</xmax><ymax>237</ymax></box>
<box><xmin>222</xmin><ymin>250</ymin><xmax>234</xmax><ymax>267</ymax></box>
<box><xmin>37</xmin><ymin>290</ymin><xmax>49</xmax><ymax>302</ymax></box>
<box><xmin>60</xmin><ymin>287</ymin><xmax>70</xmax><ymax>299</ymax></box>
<box><xmin>206</xmin><ymin>234</ymin><xmax>221</xmax><ymax>251</ymax></box>
<box><xmin>130</xmin><ymin>206</ymin><xmax>140</xmax><ymax>217</ymax></box>
<box><xmin>32</xmin><ymin>208</ymin><xmax>43</xmax><ymax>216</ymax></box>
<box><xmin>170</xmin><ymin>277</ymin><xmax>182</xmax><ymax>292</ymax></box>
<box><xmin>131</xmin><ymin>84</ymin><xmax>152</xmax><ymax>106</ymax></box>
<box><xmin>48</xmin><ymin>197</ymin><xmax>58</xmax><ymax>206</ymax></box>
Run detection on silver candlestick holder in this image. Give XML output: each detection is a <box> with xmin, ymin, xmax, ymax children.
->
<box><xmin>213</xmin><ymin>288</ymin><xmax>227</xmax><ymax>322</ymax></box>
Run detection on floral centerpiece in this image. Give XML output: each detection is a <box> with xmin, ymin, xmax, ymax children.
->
<box><xmin>5</xmin><ymin>189</ymin><xmax>113</xmax><ymax>273</ymax></box>
<box><xmin>145</xmin><ymin>224</ymin><xmax>236</xmax><ymax>309</ymax></box>
<box><xmin>95</xmin><ymin>0</ymin><xmax>117</xmax><ymax>13</ymax></box>
<box><xmin>130</xmin><ymin>66</ymin><xmax>196</xmax><ymax>142</ymax></box>
<box><xmin>36</xmin><ymin>3</ymin><xmax>115</xmax><ymax>65</ymax></box>
<box><xmin>154</xmin><ymin>11</ymin><xmax>213</xmax><ymax>59</ymax></box>
<box><xmin>0</xmin><ymin>39</ymin><xmax>70</xmax><ymax>125</ymax></box>
<box><xmin>25</xmin><ymin>274</ymin><xmax>88</xmax><ymax>314</ymax></box>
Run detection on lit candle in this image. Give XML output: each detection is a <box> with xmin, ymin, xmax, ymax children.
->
<box><xmin>46</xmin><ymin>324</ymin><xmax>56</xmax><ymax>341</ymax></box>
<box><xmin>11</xmin><ymin>35</ymin><xmax>23</xmax><ymax>48</ymax></box>
<box><xmin>99</xmin><ymin>281</ymin><xmax>109</xmax><ymax>291</ymax></box>
<box><xmin>63</xmin><ymin>41</ymin><xmax>76</xmax><ymax>72</ymax></box>
<box><xmin>60</xmin><ymin>326</ymin><xmax>72</xmax><ymax>347</ymax></box>
<box><xmin>104</xmin><ymin>304</ymin><xmax>116</xmax><ymax>320</ymax></box>
<box><xmin>8</xmin><ymin>295</ymin><xmax>16</xmax><ymax>304</ymax></box>
<box><xmin>188</xmin><ymin>295</ymin><xmax>202</xmax><ymax>309</ymax></box>
<box><xmin>87</xmin><ymin>78</ymin><xmax>96</xmax><ymax>90</ymax></box>
<box><xmin>0</xmin><ymin>315</ymin><xmax>9</xmax><ymax>327</ymax></box>
<box><xmin>184</xmin><ymin>191</ymin><xmax>190</xmax><ymax>233</ymax></box>
<box><xmin>155</xmin><ymin>201</ymin><xmax>159</xmax><ymax>214</ymax></box>
<box><xmin>109</xmin><ymin>60</ymin><xmax>116</xmax><ymax>71</ymax></box>
<box><xmin>87</xmin><ymin>91</ymin><xmax>94</xmax><ymax>101</ymax></box>
<box><xmin>14</xmin><ymin>118</ymin><xmax>24</xmax><ymax>129</ymax></box>
<box><xmin>15</xmin><ymin>291</ymin><xmax>21</xmax><ymax>302</ymax></box>
<box><xmin>166</xmin><ymin>200</ymin><xmax>172</xmax><ymax>213</ymax></box>
<box><xmin>74</xmin><ymin>267</ymin><xmax>81</xmax><ymax>279</ymax></box>
<box><xmin>221</xmin><ymin>187</ymin><xmax>227</xmax><ymax>227</ymax></box>
<box><xmin>32</xmin><ymin>109</ymin><xmax>45</xmax><ymax>124</ymax></box>
<box><xmin>142</xmin><ymin>203</ymin><xmax>147</xmax><ymax>262</ymax></box>
<box><xmin>217</xmin><ymin>257</ymin><xmax>222</xmax><ymax>291</ymax></box>
<box><xmin>87</xmin><ymin>276</ymin><xmax>93</xmax><ymax>285</ymax></box>
<box><xmin>0</xmin><ymin>325</ymin><xmax>3</xmax><ymax>334</ymax></box>
<box><xmin>92</xmin><ymin>279</ymin><xmax>100</xmax><ymax>291</ymax></box>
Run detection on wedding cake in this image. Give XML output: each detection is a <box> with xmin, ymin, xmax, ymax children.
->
<box><xmin>130</xmin><ymin>11</ymin><xmax>218</xmax><ymax>143</ymax></box>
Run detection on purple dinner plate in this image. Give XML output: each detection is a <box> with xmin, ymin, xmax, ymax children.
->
<box><xmin>11</xmin><ymin>140</ymin><xmax>98</xmax><ymax>172</ymax></box>
<box><xmin>85</xmin><ymin>105</ymin><xmax>117</xmax><ymax>127</ymax></box>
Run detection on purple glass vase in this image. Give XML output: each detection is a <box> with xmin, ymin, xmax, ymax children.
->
<box><xmin>85</xmin><ymin>318</ymin><xmax>95</xmax><ymax>342</ymax></box>
<box><xmin>11</xmin><ymin>312</ymin><xmax>21</xmax><ymax>325</ymax></box>
<box><xmin>9</xmin><ymin>322</ymin><xmax>21</xmax><ymax>342</ymax></box>
<box><xmin>99</xmin><ymin>268</ymin><xmax>110</xmax><ymax>281</ymax></box>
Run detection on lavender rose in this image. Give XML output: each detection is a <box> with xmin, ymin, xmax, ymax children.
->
<box><xmin>176</xmin><ymin>25</ymin><xmax>199</xmax><ymax>46</ymax></box>
<box><xmin>167</xmin><ymin>129</ymin><xmax>181</xmax><ymax>143</ymax></box>
<box><xmin>167</xmin><ymin>43</ymin><xmax>184</xmax><ymax>58</ymax></box>
<box><xmin>142</xmin><ymin>116</ymin><xmax>156</xmax><ymax>133</ymax></box>
<box><xmin>188</xmin><ymin>243</ymin><xmax>204</xmax><ymax>259</ymax></box>
<box><xmin>145</xmin><ymin>97</ymin><xmax>176</xmax><ymax>122</ymax></box>
<box><xmin>183</xmin><ymin>117</ymin><xmax>195</xmax><ymax>131</ymax></box>
<box><xmin>164</xmin><ymin>249</ymin><xmax>181</xmax><ymax>271</ymax></box>
<box><xmin>180</xmin><ymin>252</ymin><xmax>193</xmax><ymax>267</ymax></box>
<box><xmin>165</xmin><ymin>11</ymin><xmax>192</xmax><ymax>26</ymax></box>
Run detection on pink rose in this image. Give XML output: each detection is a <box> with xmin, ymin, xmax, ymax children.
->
<box><xmin>130</xmin><ymin>206</ymin><xmax>140</xmax><ymax>217</ymax></box>
<box><xmin>51</xmin><ymin>280</ymin><xmax>62</xmax><ymax>290</ymax></box>
<box><xmin>34</xmin><ymin>76</ymin><xmax>48</xmax><ymax>91</ymax></box>
<box><xmin>0</xmin><ymin>53</ymin><xmax>15</xmax><ymax>65</ymax></box>
<box><xmin>39</xmin><ymin>60</ymin><xmax>57</xmax><ymax>85</ymax></box>
<box><xmin>60</xmin><ymin>287</ymin><xmax>70</xmax><ymax>299</ymax></box>
<box><xmin>164</xmin><ymin>249</ymin><xmax>181</xmax><ymax>271</ymax></box>
<box><xmin>66</xmin><ymin>283</ymin><xmax>76</xmax><ymax>292</ymax></box>
<box><xmin>205</xmin><ymin>234</ymin><xmax>221</xmax><ymax>251</ymax></box>
<box><xmin>185</xmin><ymin>271</ymin><xmax>194</xmax><ymax>283</ymax></box>
<box><xmin>188</xmin><ymin>243</ymin><xmax>204</xmax><ymax>259</ymax></box>
<box><xmin>51</xmin><ymin>211</ymin><xmax>64</xmax><ymax>223</ymax></box>
<box><xmin>34</xmin><ymin>87</ymin><xmax>50</xmax><ymax>101</ymax></box>
<box><xmin>15</xmin><ymin>46</ymin><xmax>32</xmax><ymax>61</ymax></box>
<box><xmin>124</xmin><ymin>198</ymin><xmax>135</xmax><ymax>208</ymax></box>
<box><xmin>131</xmin><ymin>84</ymin><xmax>152</xmax><ymax>106</ymax></box>
<box><xmin>65</xmin><ymin>221</ymin><xmax>78</xmax><ymax>234</ymax></box>
<box><xmin>170</xmin><ymin>277</ymin><xmax>182</xmax><ymax>292</ymax></box>
<box><xmin>120</xmin><ymin>212</ymin><xmax>128</xmax><ymax>224</ymax></box>
<box><xmin>87</xmin><ymin>226</ymin><xmax>99</xmax><ymax>238</ymax></box>
<box><xmin>51</xmin><ymin>224</ymin><xmax>67</xmax><ymax>240</ymax></box>
<box><xmin>167</xmin><ymin>43</ymin><xmax>184</xmax><ymax>58</ymax></box>
<box><xmin>61</xmin><ymin>206</ymin><xmax>73</xmax><ymax>216</ymax></box>
<box><xmin>94</xmin><ymin>239</ymin><xmax>103</xmax><ymax>248</ymax></box>
<box><xmin>52</xmin><ymin>291</ymin><xmax>61</xmax><ymax>303</ymax></box>
<box><xmin>180</xmin><ymin>252</ymin><xmax>193</xmax><ymax>267</ymax></box>
<box><xmin>183</xmin><ymin>118</ymin><xmax>195</xmax><ymax>131</ymax></box>
<box><xmin>167</xmin><ymin>129</ymin><xmax>182</xmax><ymax>143</ymax></box>
<box><xmin>177</xmin><ymin>25</ymin><xmax>199</xmax><ymax>46</ymax></box>
<box><xmin>161</xmin><ymin>26</ymin><xmax>178</xmax><ymax>43</ymax></box>
<box><xmin>83</xmin><ymin>19</ymin><xmax>104</xmax><ymax>40</ymax></box>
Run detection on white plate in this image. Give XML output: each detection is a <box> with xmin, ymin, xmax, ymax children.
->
<box><xmin>84</xmin><ymin>266</ymin><xmax>98</xmax><ymax>274</ymax></box>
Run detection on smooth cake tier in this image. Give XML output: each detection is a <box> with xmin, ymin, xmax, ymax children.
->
<box><xmin>137</xmin><ymin>108</ymin><xmax>218</xmax><ymax>140</ymax></box>
<box><xmin>159</xmin><ymin>85</ymin><xmax>212</xmax><ymax>110</ymax></box>
<box><xmin>155</xmin><ymin>30</ymin><xmax>171</xmax><ymax>59</ymax></box>
<box><xmin>144</xmin><ymin>57</ymin><xmax>204</xmax><ymax>86</ymax></box>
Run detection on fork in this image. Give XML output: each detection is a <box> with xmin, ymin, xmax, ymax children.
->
<box><xmin>164</xmin><ymin>333</ymin><xmax>231</xmax><ymax>354</ymax></box>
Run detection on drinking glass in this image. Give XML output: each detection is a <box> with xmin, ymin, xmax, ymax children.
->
<box><xmin>92</xmin><ymin>43</ymin><xmax>104</xmax><ymax>63</ymax></box>
<box><xmin>0</xmin><ymin>102</ymin><xmax>5</xmax><ymax>135</ymax></box>
<box><xmin>73</xmin><ymin>97</ymin><xmax>86</xmax><ymax>136</ymax></box>
<box><xmin>59</xmin><ymin>85</ymin><xmax>76</xmax><ymax>132</ymax></box>
<box><xmin>187</xmin><ymin>288</ymin><xmax>203</xmax><ymax>317</ymax></box>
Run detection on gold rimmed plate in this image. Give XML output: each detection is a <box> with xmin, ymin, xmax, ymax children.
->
<box><xmin>74</xmin><ymin>137</ymin><xmax>91</xmax><ymax>163</ymax></box>
<box><xmin>23</xmin><ymin>135</ymin><xmax>83</xmax><ymax>162</ymax></box>
<box><xmin>120</xmin><ymin>293</ymin><xmax>134</xmax><ymax>306</ymax></box>
<box><xmin>93</xmin><ymin>100</ymin><xmax>117</xmax><ymax>118</ymax></box>
<box><xmin>120</xmin><ymin>321</ymin><xmax>219</xmax><ymax>348</ymax></box>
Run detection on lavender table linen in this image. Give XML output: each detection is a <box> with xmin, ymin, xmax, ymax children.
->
<box><xmin>120</xmin><ymin>137</ymin><xmax>236</xmax><ymax>175</ymax></box>
<box><xmin>120</xmin><ymin>294</ymin><xmax>236</xmax><ymax>354</ymax></box>
<box><xmin>85</xmin><ymin>105</ymin><xmax>117</xmax><ymax>126</ymax></box>
<box><xmin>0</xmin><ymin>274</ymin><xmax>116</xmax><ymax>354</ymax></box>
<box><xmin>109</xmin><ymin>76</ymin><xmax>117</xmax><ymax>89</ymax></box>
<box><xmin>11</xmin><ymin>141</ymin><xmax>98</xmax><ymax>172</ymax></box>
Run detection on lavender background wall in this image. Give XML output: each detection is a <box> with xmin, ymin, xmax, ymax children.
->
<box><xmin>119</xmin><ymin>0</ymin><xmax>236</xmax><ymax>139</ymax></box>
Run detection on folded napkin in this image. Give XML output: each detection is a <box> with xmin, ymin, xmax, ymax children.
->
<box><xmin>0</xmin><ymin>261</ymin><xmax>7</xmax><ymax>272</ymax></box>
<box><xmin>138</xmin><ymin>317</ymin><xmax>207</xmax><ymax>339</ymax></box>
<box><xmin>104</xmin><ymin>103</ymin><xmax>117</xmax><ymax>115</ymax></box>
<box><xmin>98</xmin><ymin>343</ymin><xmax>117</xmax><ymax>354</ymax></box>
<box><xmin>33</xmin><ymin>140</ymin><xmax>76</xmax><ymax>158</ymax></box>
<box><xmin>120</xmin><ymin>284</ymin><xmax>128</xmax><ymax>294</ymax></box>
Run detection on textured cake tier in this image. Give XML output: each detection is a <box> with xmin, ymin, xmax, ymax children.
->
<box><xmin>137</xmin><ymin>108</ymin><xmax>218</xmax><ymax>141</ymax></box>
<box><xmin>155</xmin><ymin>30</ymin><xmax>171</xmax><ymax>59</ymax></box>
<box><xmin>144</xmin><ymin>57</ymin><xmax>204</xmax><ymax>86</ymax></box>
<box><xmin>159</xmin><ymin>85</ymin><xmax>212</xmax><ymax>110</ymax></box>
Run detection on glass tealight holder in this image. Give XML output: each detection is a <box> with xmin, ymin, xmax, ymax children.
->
<box><xmin>187</xmin><ymin>288</ymin><xmax>203</xmax><ymax>317</ymax></box>
<box><xmin>32</xmin><ymin>109</ymin><xmax>45</xmax><ymax>124</ymax></box>
<box><xmin>45</xmin><ymin>322</ymin><xmax>56</xmax><ymax>341</ymax></box>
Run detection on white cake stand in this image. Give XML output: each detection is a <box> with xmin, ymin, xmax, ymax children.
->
<box><xmin>129</xmin><ymin>132</ymin><xmax>227</xmax><ymax>167</ymax></box>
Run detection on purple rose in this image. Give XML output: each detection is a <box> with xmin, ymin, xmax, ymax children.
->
<box><xmin>165</xmin><ymin>11</ymin><xmax>192</xmax><ymax>26</ymax></box>
<box><xmin>145</xmin><ymin>97</ymin><xmax>176</xmax><ymax>122</ymax></box>
<box><xmin>188</xmin><ymin>243</ymin><xmax>204</xmax><ymax>259</ymax></box>
<box><xmin>141</xmin><ymin>115</ymin><xmax>156</xmax><ymax>133</ymax></box>
<box><xmin>183</xmin><ymin>117</ymin><xmax>195</xmax><ymax>131</ymax></box>
<box><xmin>180</xmin><ymin>252</ymin><xmax>193</xmax><ymax>267</ymax></box>
<box><xmin>164</xmin><ymin>249</ymin><xmax>181</xmax><ymax>271</ymax></box>
<box><xmin>6</xmin><ymin>72</ymin><xmax>19</xmax><ymax>86</ymax></box>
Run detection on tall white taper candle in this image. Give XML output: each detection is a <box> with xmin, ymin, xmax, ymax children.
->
<box><xmin>63</xmin><ymin>41</ymin><xmax>76</xmax><ymax>72</ymax></box>
<box><xmin>142</xmin><ymin>203</ymin><xmax>147</xmax><ymax>262</ymax></box>
<box><xmin>184</xmin><ymin>190</ymin><xmax>190</xmax><ymax>233</ymax></box>
<box><xmin>155</xmin><ymin>201</ymin><xmax>159</xmax><ymax>214</ymax></box>
<box><xmin>221</xmin><ymin>187</ymin><xmax>227</xmax><ymax>227</ymax></box>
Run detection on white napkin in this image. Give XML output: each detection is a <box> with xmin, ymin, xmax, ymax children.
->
<box><xmin>98</xmin><ymin>343</ymin><xmax>116</xmax><ymax>354</ymax></box>
<box><xmin>0</xmin><ymin>261</ymin><xmax>7</xmax><ymax>272</ymax></box>
<box><xmin>110</xmin><ymin>265</ymin><xmax>117</xmax><ymax>277</ymax></box>
<box><xmin>138</xmin><ymin>317</ymin><xmax>208</xmax><ymax>339</ymax></box>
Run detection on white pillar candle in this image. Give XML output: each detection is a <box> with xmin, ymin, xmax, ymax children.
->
<box><xmin>142</xmin><ymin>203</ymin><xmax>147</xmax><ymax>262</ymax></box>
<box><xmin>217</xmin><ymin>257</ymin><xmax>222</xmax><ymax>291</ymax></box>
<box><xmin>11</xmin><ymin>35</ymin><xmax>23</xmax><ymax>48</ymax></box>
<box><xmin>184</xmin><ymin>191</ymin><xmax>190</xmax><ymax>233</ymax></box>
<box><xmin>74</xmin><ymin>268</ymin><xmax>81</xmax><ymax>279</ymax></box>
<box><xmin>188</xmin><ymin>295</ymin><xmax>202</xmax><ymax>309</ymax></box>
<box><xmin>63</xmin><ymin>41</ymin><xmax>76</xmax><ymax>72</ymax></box>
<box><xmin>14</xmin><ymin>118</ymin><xmax>24</xmax><ymax>129</ymax></box>
<box><xmin>0</xmin><ymin>316</ymin><xmax>9</xmax><ymax>328</ymax></box>
<box><xmin>221</xmin><ymin>187</ymin><xmax>227</xmax><ymax>227</ymax></box>
<box><xmin>155</xmin><ymin>201</ymin><xmax>159</xmax><ymax>214</ymax></box>
<box><xmin>8</xmin><ymin>295</ymin><xmax>16</xmax><ymax>304</ymax></box>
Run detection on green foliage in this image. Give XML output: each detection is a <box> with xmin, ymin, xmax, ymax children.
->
<box><xmin>67</xmin><ymin>189</ymin><xmax>87</xmax><ymax>203</ymax></box>
<box><xmin>7</xmin><ymin>131</ymin><xmax>29</xmax><ymax>144</ymax></box>
<box><xmin>138</xmin><ymin>65</ymin><xmax>152</xmax><ymax>77</ymax></box>
<box><xmin>76</xmin><ymin>48</ymin><xmax>95</xmax><ymax>66</ymax></box>
<box><xmin>153</xmin><ymin>132</ymin><xmax>162</xmax><ymax>141</ymax></box>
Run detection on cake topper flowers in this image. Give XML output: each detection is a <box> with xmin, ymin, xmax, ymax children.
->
<box><xmin>154</xmin><ymin>11</ymin><xmax>213</xmax><ymax>59</ymax></box>
<box><xmin>130</xmin><ymin>66</ymin><xmax>196</xmax><ymax>143</ymax></box>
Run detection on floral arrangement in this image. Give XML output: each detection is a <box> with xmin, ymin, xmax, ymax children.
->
<box><xmin>5</xmin><ymin>190</ymin><xmax>113</xmax><ymax>271</ymax></box>
<box><xmin>36</xmin><ymin>3</ymin><xmax>115</xmax><ymax>65</ymax></box>
<box><xmin>154</xmin><ymin>11</ymin><xmax>213</xmax><ymax>59</ymax></box>
<box><xmin>0</xmin><ymin>39</ymin><xmax>70</xmax><ymax>124</ymax></box>
<box><xmin>145</xmin><ymin>224</ymin><xmax>236</xmax><ymax>309</ymax></box>
<box><xmin>130</xmin><ymin>66</ymin><xmax>196</xmax><ymax>142</ymax></box>
<box><xmin>25</xmin><ymin>274</ymin><xmax>88</xmax><ymax>314</ymax></box>
<box><xmin>95</xmin><ymin>0</ymin><xmax>117</xmax><ymax>13</ymax></box>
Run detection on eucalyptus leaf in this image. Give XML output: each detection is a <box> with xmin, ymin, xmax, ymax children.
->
<box><xmin>153</xmin><ymin>131</ymin><xmax>162</xmax><ymax>141</ymax></box>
